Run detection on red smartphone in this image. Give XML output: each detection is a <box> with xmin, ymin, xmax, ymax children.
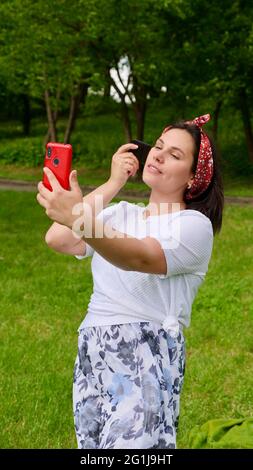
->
<box><xmin>43</xmin><ymin>142</ymin><xmax>72</xmax><ymax>191</ymax></box>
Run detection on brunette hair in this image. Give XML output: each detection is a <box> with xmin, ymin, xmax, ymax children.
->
<box><xmin>168</xmin><ymin>120</ymin><xmax>224</xmax><ymax>235</ymax></box>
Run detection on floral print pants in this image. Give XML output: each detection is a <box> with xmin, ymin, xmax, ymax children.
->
<box><xmin>73</xmin><ymin>321</ymin><xmax>186</xmax><ymax>449</ymax></box>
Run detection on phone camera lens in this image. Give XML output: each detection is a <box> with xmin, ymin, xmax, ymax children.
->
<box><xmin>53</xmin><ymin>158</ymin><xmax>59</xmax><ymax>166</ymax></box>
<box><xmin>47</xmin><ymin>147</ymin><xmax>52</xmax><ymax>157</ymax></box>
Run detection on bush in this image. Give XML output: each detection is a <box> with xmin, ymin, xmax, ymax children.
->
<box><xmin>0</xmin><ymin>137</ymin><xmax>45</xmax><ymax>167</ymax></box>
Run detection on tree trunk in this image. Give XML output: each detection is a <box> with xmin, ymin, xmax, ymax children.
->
<box><xmin>44</xmin><ymin>86</ymin><xmax>61</xmax><ymax>146</ymax></box>
<box><xmin>134</xmin><ymin>101</ymin><xmax>147</xmax><ymax>182</ymax></box>
<box><xmin>121</xmin><ymin>100</ymin><xmax>132</xmax><ymax>141</ymax></box>
<box><xmin>103</xmin><ymin>66</ymin><xmax>111</xmax><ymax>99</ymax></box>
<box><xmin>109</xmin><ymin>74</ymin><xmax>134</xmax><ymax>141</ymax></box>
<box><xmin>212</xmin><ymin>99</ymin><xmax>222</xmax><ymax>142</ymax></box>
<box><xmin>44</xmin><ymin>89</ymin><xmax>57</xmax><ymax>142</ymax></box>
<box><xmin>238</xmin><ymin>88</ymin><xmax>253</xmax><ymax>164</ymax></box>
<box><xmin>22</xmin><ymin>94</ymin><xmax>31</xmax><ymax>136</ymax></box>
<box><xmin>134</xmin><ymin>100</ymin><xmax>147</xmax><ymax>141</ymax></box>
<box><xmin>132</xmin><ymin>82</ymin><xmax>148</xmax><ymax>141</ymax></box>
<box><xmin>64</xmin><ymin>83</ymin><xmax>89</xmax><ymax>144</ymax></box>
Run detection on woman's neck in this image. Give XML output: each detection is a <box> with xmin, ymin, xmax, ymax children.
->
<box><xmin>142</xmin><ymin>200</ymin><xmax>186</xmax><ymax>219</ymax></box>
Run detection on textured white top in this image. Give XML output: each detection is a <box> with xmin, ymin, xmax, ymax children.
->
<box><xmin>75</xmin><ymin>200</ymin><xmax>214</xmax><ymax>337</ymax></box>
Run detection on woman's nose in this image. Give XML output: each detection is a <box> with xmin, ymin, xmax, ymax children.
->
<box><xmin>154</xmin><ymin>151</ymin><xmax>164</xmax><ymax>161</ymax></box>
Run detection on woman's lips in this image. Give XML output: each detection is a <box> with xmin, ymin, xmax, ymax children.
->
<box><xmin>147</xmin><ymin>164</ymin><xmax>162</xmax><ymax>174</ymax></box>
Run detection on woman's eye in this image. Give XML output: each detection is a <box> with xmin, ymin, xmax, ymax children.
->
<box><xmin>154</xmin><ymin>146</ymin><xmax>179</xmax><ymax>159</ymax></box>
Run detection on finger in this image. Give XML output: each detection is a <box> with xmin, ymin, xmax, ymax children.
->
<box><xmin>116</xmin><ymin>142</ymin><xmax>139</xmax><ymax>154</ymax></box>
<box><xmin>126</xmin><ymin>159</ymin><xmax>139</xmax><ymax>176</ymax></box>
<box><xmin>43</xmin><ymin>167</ymin><xmax>62</xmax><ymax>191</ymax></box>
<box><xmin>36</xmin><ymin>192</ymin><xmax>49</xmax><ymax>210</ymax></box>
<box><xmin>123</xmin><ymin>159</ymin><xmax>139</xmax><ymax>176</ymax></box>
<box><xmin>117</xmin><ymin>152</ymin><xmax>140</xmax><ymax>167</ymax></box>
<box><xmin>125</xmin><ymin>163</ymin><xmax>136</xmax><ymax>176</ymax></box>
<box><xmin>122</xmin><ymin>156</ymin><xmax>136</xmax><ymax>164</ymax></box>
<box><xmin>124</xmin><ymin>160</ymin><xmax>135</xmax><ymax>169</ymax></box>
<box><xmin>69</xmin><ymin>169</ymin><xmax>80</xmax><ymax>192</ymax></box>
<box><xmin>37</xmin><ymin>181</ymin><xmax>52</xmax><ymax>199</ymax></box>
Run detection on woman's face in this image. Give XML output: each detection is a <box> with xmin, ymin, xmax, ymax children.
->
<box><xmin>142</xmin><ymin>128</ymin><xmax>195</xmax><ymax>197</ymax></box>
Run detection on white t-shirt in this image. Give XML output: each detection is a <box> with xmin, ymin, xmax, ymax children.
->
<box><xmin>75</xmin><ymin>200</ymin><xmax>214</xmax><ymax>337</ymax></box>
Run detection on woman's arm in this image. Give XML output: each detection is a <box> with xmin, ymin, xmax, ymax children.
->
<box><xmin>74</xmin><ymin>214</ymin><xmax>166</xmax><ymax>274</ymax></box>
<box><xmin>45</xmin><ymin>177</ymin><xmax>122</xmax><ymax>249</ymax></box>
<box><xmin>43</xmin><ymin>141</ymin><xmax>139</xmax><ymax>252</ymax></box>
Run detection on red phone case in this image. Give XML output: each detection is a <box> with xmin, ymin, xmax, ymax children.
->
<box><xmin>43</xmin><ymin>142</ymin><xmax>72</xmax><ymax>191</ymax></box>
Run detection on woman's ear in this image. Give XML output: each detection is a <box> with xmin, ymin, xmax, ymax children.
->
<box><xmin>187</xmin><ymin>175</ymin><xmax>194</xmax><ymax>189</ymax></box>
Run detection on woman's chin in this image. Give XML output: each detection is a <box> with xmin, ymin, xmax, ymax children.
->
<box><xmin>142</xmin><ymin>173</ymin><xmax>162</xmax><ymax>188</ymax></box>
<box><xmin>142</xmin><ymin>175</ymin><xmax>151</xmax><ymax>187</ymax></box>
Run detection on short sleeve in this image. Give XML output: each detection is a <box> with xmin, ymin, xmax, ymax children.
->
<box><xmin>153</xmin><ymin>212</ymin><xmax>214</xmax><ymax>278</ymax></box>
<box><xmin>75</xmin><ymin>243</ymin><xmax>95</xmax><ymax>259</ymax></box>
<box><xmin>74</xmin><ymin>202</ymin><xmax>118</xmax><ymax>260</ymax></box>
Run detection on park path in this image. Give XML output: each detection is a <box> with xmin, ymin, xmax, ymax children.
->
<box><xmin>0</xmin><ymin>177</ymin><xmax>253</xmax><ymax>206</ymax></box>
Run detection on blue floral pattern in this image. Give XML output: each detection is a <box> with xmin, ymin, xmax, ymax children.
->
<box><xmin>73</xmin><ymin>321</ymin><xmax>186</xmax><ymax>449</ymax></box>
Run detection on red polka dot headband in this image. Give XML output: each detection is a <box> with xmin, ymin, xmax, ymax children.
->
<box><xmin>162</xmin><ymin>113</ymin><xmax>214</xmax><ymax>200</ymax></box>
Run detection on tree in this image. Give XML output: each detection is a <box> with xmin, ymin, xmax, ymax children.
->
<box><xmin>86</xmin><ymin>0</ymin><xmax>188</xmax><ymax>141</ymax></box>
<box><xmin>0</xmin><ymin>0</ymin><xmax>97</xmax><ymax>144</ymax></box>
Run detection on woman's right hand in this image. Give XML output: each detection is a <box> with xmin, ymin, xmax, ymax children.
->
<box><xmin>109</xmin><ymin>143</ymin><xmax>140</xmax><ymax>187</ymax></box>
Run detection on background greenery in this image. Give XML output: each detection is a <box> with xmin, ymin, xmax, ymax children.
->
<box><xmin>0</xmin><ymin>99</ymin><xmax>253</xmax><ymax>198</ymax></box>
<box><xmin>0</xmin><ymin>0</ymin><xmax>253</xmax><ymax>182</ymax></box>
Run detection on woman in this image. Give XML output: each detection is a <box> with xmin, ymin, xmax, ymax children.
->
<box><xmin>37</xmin><ymin>113</ymin><xmax>224</xmax><ymax>449</ymax></box>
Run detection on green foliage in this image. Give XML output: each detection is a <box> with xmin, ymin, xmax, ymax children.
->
<box><xmin>1</xmin><ymin>99</ymin><xmax>253</xmax><ymax>178</ymax></box>
<box><xmin>0</xmin><ymin>0</ymin><xmax>253</xmax><ymax>156</ymax></box>
<box><xmin>0</xmin><ymin>137</ymin><xmax>44</xmax><ymax>166</ymax></box>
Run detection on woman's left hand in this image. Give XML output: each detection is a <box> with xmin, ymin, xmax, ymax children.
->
<box><xmin>36</xmin><ymin>167</ymin><xmax>84</xmax><ymax>228</ymax></box>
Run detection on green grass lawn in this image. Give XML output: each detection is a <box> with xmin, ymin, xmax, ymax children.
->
<box><xmin>0</xmin><ymin>190</ymin><xmax>252</xmax><ymax>448</ymax></box>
